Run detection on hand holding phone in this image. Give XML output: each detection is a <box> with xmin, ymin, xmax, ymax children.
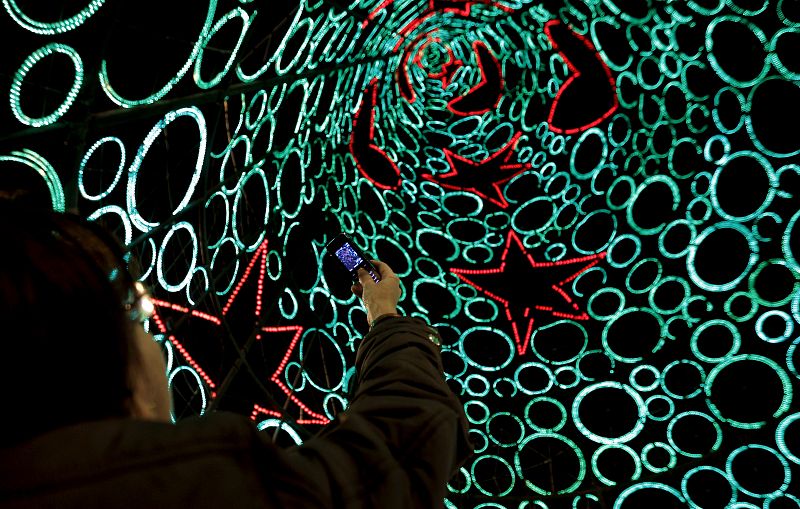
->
<box><xmin>324</xmin><ymin>233</ymin><xmax>381</xmax><ymax>283</ymax></box>
<box><xmin>351</xmin><ymin>260</ymin><xmax>401</xmax><ymax>326</ymax></box>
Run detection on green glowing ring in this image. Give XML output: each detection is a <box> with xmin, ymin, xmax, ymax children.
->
<box><xmin>10</xmin><ymin>43</ymin><xmax>84</xmax><ymax>127</ymax></box>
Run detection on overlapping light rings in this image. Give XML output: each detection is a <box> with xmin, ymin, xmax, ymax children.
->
<box><xmin>4</xmin><ymin>0</ymin><xmax>800</xmax><ymax>506</ymax></box>
<box><xmin>0</xmin><ymin>149</ymin><xmax>65</xmax><ymax>211</ymax></box>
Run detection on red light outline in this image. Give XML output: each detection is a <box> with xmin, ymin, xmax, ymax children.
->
<box><xmin>447</xmin><ymin>40</ymin><xmax>504</xmax><ymax>116</ymax></box>
<box><xmin>151</xmin><ymin>240</ymin><xmax>330</xmax><ymax>425</ymax></box>
<box><xmin>421</xmin><ymin>131</ymin><xmax>531</xmax><ymax>209</ymax></box>
<box><xmin>450</xmin><ymin>230</ymin><xmax>607</xmax><ymax>355</ymax></box>
<box><xmin>349</xmin><ymin>79</ymin><xmax>401</xmax><ymax>190</ymax></box>
<box><xmin>544</xmin><ymin>20</ymin><xmax>619</xmax><ymax>135</ymax></box>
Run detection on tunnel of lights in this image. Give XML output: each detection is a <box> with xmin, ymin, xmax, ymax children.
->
<box><xmin>1</xmin><ymin>0</ymin><xmax>799</xmax><ymax>506</ymax></box>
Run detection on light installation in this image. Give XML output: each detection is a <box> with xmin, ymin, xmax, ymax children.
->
<box><xmin>0</xmin><ymin>0</ymin><xmax>799</xmax><ymax>506</ymax></box>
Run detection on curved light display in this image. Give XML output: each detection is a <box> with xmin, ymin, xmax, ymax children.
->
<box><xmin>0</xmin><ymin>0</ymin><xmax>798</xmax><ymax>506</ymax></box>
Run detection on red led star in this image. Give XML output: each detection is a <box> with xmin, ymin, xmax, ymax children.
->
<box><xmin>450</xmin><ymin>230</ymin><xmax>606</xmax><ymax>355</ymax></box>
<box><xmin>150</xmin><ymin>240</ymin><xmax>329</xmax><ymax>425</ymax></box>
<box><xmin>422</xmin><ymin>132</ymin><xmax>531</xmax><ymax>208</ymax></box>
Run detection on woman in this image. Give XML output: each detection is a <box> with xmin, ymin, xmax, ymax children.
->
<box><xmin>0</xmin><ymin>201</ymin><xmax>471</xmax><ymax>508</ymax></box>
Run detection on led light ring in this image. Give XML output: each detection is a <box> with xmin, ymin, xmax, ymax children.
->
<box><xmin>464</xmin><ymin>297</ymin><xmax>500</xmax><ymax>323</ymax></box>
<box><xmin>309</xmin><ymin>287</ymin><xmax>339</xmax><ymax>329</ymax></box>
<box><xmin>572</xmin><ymin>265</ymin><xmax>608</xmax><ymax>299</ymax></box>
<box><xmin>601</xmin><ymin>307</ymin><xmax>665</xmax><ymax>363</ymax></box>
<box><xmin>712</xmin><ymin>87</ymin><xmax>746</xmax><ymax>134</ymax></box>
<box><xmin>591</xmin><ymin>444</ymin><xmax>641</xmax><ymax>487</ymax></box>
<box><xmin>752</xmin><ymin>212</ymin><xmax>782</xmax><ymax>244</ymax></box>
<box><xmin>545</xmin><ymin>242</ymin><xmax>567</xmax><ymax>261</ymax></box>
<box><xmin>297</xmin><ymin>328</ymin><xmax>345</xmax><ymax>392</ymax></box>
<box><xmin>690</xmin><ymin>319</ymin><xmax>741</xmax><ymax>363</ymax></box>
<box><xmin>256</xmin><ymin>418</ymin><xmax>303</xmax><ymax>444</ymax></box>
<box><xmin>486</xmin><ymin>412</ymin><xmax>526</xmax><ymax>448</ymax></box>
<box><xmin>136</xmin><ymin>237</ymin><xmax>158</xmax><ymax>281</ymax></box>
<box><xmin>203</xmin><ymin>191</ymin><xmax>231</xmax><ymax>250</ymax></box>
<box><xmin>667</xmin><ymin>138</ymin><xmax>701</xmax><ymax>180</ymax></box>
<box><xmin>625</xmin><ymin>257</ymin><xmax>663</xmax><ymax>294</ymax></box>
<box><xmin>447</xmin><ymin>467</ymin><xmax>472</xmax><ymax>495</ymax></box>
<box><xmin>648</xmin><ymin>275</ymin><xmax>690</xmax><ymax>315</ymax></box>
<box><xmin>86</xmin><ymin>205</ymin><xmax>133</xmax><ymax>246</ymax></box>
<box><xmin>323</xmin><ymin>393</ymin><xmax>348</xmax><ymax>420</ymax></box>
<box><xmin>681</xmin><ymin>466</ymin><xmax>737</xmax><ymax>508</ymax></box>
<box><xmin>667</xmin><ymin>411</ymin><xmax>722</xmax><ymax>458</ymax></box>
<box><xmin>660</xmin><ymin>359</ymin><xmax>706</xmax><ymax>400</ymax></box>
<box><xmin>471</xmin><ymin>454</ymin><xmax>516</xmax><ymax>497</ymax></box>
<box><xmin>710</xmin><ymin>151</ymin><xmax>777</xmax><ymax>223</ymax></box>
<box><xmin>185</xmin><ymin>266</ymin><xmax>210</xmax><ymax>306</ymax></box>
<box><xmin>706</xmin><ymin>16</ymin><xmax>769</xmax><ymax>89</ymax></box>
<box><xmin>659</xmin><ymin>53</ymin><xmax>682</xmax><ymax>79</ymax></box>
<box><xmin>168</xmin><ymin>366</ymin><xmax>208</xmax><ymax>417</ymax></box>
<box><xmin>788</xmin><ymin>337</ymin><xmax>800</xmax><ymax>380</ymax></box>
<box><xmin>514</xmin><ymin>432</ymin><xmax>586</xmax><ymax>495</ymax></box>
<box><xmin>279</xmin><ymin>287</ymin><xmax>299</xmax><ymax>320</ymax></box>
<box><xmin>10</xmin><ymin>43</ymin><xmax>83</xmax><ymax>128</ymax></box>
<box><xmin>575</xmin><ymin>349</ymin><xmax>615</xmax><ymax>384</ymax></box>
<box><xmin>530</xmin><ymin>320</ymin><xmax>588</xmax><ymax>366</ymax></box>
<box><xmin>630</xmin><ymin>364</ymin><xmax>660</xmax><ymax>392</ymax></box>
<box><xmin>640</xmin><ymin>444</ymin><xmax>677</xmax><ymax>474</ymax></box>
<box><xmin>524</xmin><ymin>397</ymin><xmax>567</xmax><ymax>433</ymax></box>
<box><xmin>514</xmin><ymin>362</ymin><xmax>554</xmax><ymax>395</ymax></box>
<box><xmin>571</xmin><ymin>209</ymin><xmax>617</xmax><ymax>255</ymax></box>
<box><xmin>231</xmin><ymin>166</ymin><xmax>269</xmax><ymax>252</ymax></box>
<box><xmin>283</xmin><ymin>362</ymin><xmax>306</xmax><ymax>392</ymax></box>
<box><xmin>127</xmin><ymin>107</ymin><xmax>208</xmax><ymax>233</ymax></box>
<box><xmin>706</xmin><ymin>355</ymin><xmax>793</xmax><ymax>429</ymax></box>
<box><xmin>492</xmin><ymin>377</ymin><xmax>518</xmax><ymax>398</ymax></box>
<box><xmin>776</xmin><ymin>412</ymin><xmax>800</xmax><ymax>465</ymax></box>
<box><xmin>626</xmin><ymin>175</ymin><xmax>681</xmax><ymax>236</ymax></box>
<box><xmin>78</xmin><ymin>137</ymin><xmax>126</xmax><ymax>201</ymax></box>
<box><xmin>755</xmin><ymin>310</ymin><xmax>794</xmax><ymax>344</ymax></box>
<box><xmin>459</xmin><ymin>326</ymin><xmax>516</xmax><ymax>373</ymax></box>
<box><xmin>657</xmin><ymin>219</ymin><xmax>696</xmax><ymax>259</ymax></box>
<box><xmin>511</xmin><ymin>196</ymin><xmax>557</xmax><ymax>235</ymax></box>
<box><xmin>686</xmin><ymin>221</ymin><xmax>760</xmax><ymax>293</ymax></box>
<box><xmin>605</xmin><ymin>234</ymin><xmax>641</xmax><ymax>269</ymax></box>
<box><xmin>726</xmin><ymin>444</ymin><xmax>791</xmax><ymax>498</ymax></box>
<box><xmin>572</xmin><ymin>381</ymin><xmax>646</xmax><ymax>445</ymax></box>
<box><xmin>2</xmin><ymin>0</ymin><xmax>106</xmax><ymax>34</ymax></box>
<box><xmin>215</xmin><ymin>135</ymin><xmax>253</xmax><ymax>194</ymax></box>
<box><xmin>554</xmin><ymin>366</ymin><xmax>581</xmax><ymax>389</ymax></box>
<box><xmin>645</xmin><ymin>395</ymin><xmax>675</xmax><ymax>422</ymax></box>
<box><xmin>156</xmin><ymin>221</ymin><xmax>199</xmax><ymax>293</ymax></box>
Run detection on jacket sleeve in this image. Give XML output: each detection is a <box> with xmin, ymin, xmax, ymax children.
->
<box><xmin>268</xmin><ymin>316</ymin><xmax>472</xmax><ymax>508</ymax></box>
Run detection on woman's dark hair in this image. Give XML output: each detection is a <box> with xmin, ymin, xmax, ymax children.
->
<box><xmin>0</xmin><ymin>200</ymin><xmax>136</xmax><ymax>445</ymax></box>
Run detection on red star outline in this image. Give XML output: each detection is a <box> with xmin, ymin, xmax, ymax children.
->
<box><xmin>422</xmin><ymin>132</ymin><xmax>531</xmax><ymax>209</ymax></box>
<box><xmin>150</xmin><ymin>240</ymin><xmax>330</xmax><ymax>425</ymax></box>
<box><xmin>450</xmin><ymin>230</ymin><xmax>606</xmax><ymax>355</ymax></box>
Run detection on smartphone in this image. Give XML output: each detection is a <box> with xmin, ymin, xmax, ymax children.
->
<box><xmin>325</xmin><ymin>233</ymin><xmax>381</xmax><ymax>283</ymax></box>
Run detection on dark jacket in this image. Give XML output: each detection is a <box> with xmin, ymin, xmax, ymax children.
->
<box><xmin>0</xmin><ymin>317</ymin><xmax>472</xmax><ymax>508</ymax></box>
